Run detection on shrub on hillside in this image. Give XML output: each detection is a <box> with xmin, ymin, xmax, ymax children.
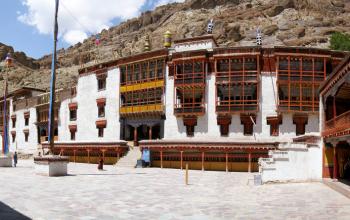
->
<box><xmin>330</xmin><ymin>32</ymin><xmax>350</xmax><ymax>51</ymax></box>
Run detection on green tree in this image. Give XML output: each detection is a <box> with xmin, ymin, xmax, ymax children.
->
<box><xmin>330</xmin><ymin>32</ymin><xmax>350</xmax><ymax>51</ymax></box>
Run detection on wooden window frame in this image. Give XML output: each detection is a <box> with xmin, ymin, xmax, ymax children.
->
<box><xmin>293</xmin><ymin>114</ymin><xmax>308</xmax><ymax>136</ymax></box>
<box><xmin>215</xmin><ymin>56</ymin><xmax>260</xmax><ymax>114</ymax></box>
<box><xmin>183</xmin><ymin>117</ymin><xmax>197</xmax><ymax>137</ymax></box>
<box><xmin>240</xmin><ymin>114</ymin><xmax>256</xmax><ymax>136</ymax></box>
<box><xmin>217</xmin><ymin>115</ymin><xmax>231</xmax><ymax>136</ymax></box>
<box><xmin>97</xmin><ymin>74</ymin><xmax>107</xmax><ymax>91</ymax></box>
<box><xmin>277</xmin><ymin>56</ymin><xmax>327</xmax><ymax>112</ymax></box>
<box><xmin>267</xmin><ymin>115</ymin><xmax>282</xmax><ymax>136</ymax></box>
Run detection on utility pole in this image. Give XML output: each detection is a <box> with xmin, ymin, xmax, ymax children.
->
<box><xmin>48</xmin><ymin>0</ymin><xmax>59</xmax><ymax>154</ymax></box>
<box><xmin>2</xmin><ymin>53</ymin><xmax>11</xmax><ymax>155</ymax></box>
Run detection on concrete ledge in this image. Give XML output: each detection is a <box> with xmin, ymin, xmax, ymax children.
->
<box><xmin>323</xmin><ymin>179</ymin><xmax>350</xmax><ymax>199</ymax></box>
<box><xmin>34</xmin><ymin>156</ymin><xmax>69</xmax><ymax>176</ymax></box>
<box><xmin>0</xmin><ymin>155</ymin><xmax>12</xmax><ymax>167</ymax></box>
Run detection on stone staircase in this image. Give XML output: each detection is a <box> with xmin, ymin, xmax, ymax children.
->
<box><xmin>116</xmin><ymin>142</ymin><xmax>142</xmax><ymax>168</ymax></box>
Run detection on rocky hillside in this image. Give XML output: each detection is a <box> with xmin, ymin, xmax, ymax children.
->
<box><xmin>1</xmin><ymin>0</ymin><xmax>350</xmax><ymax>92</ymax></box>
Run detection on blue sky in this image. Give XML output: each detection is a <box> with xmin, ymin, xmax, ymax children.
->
<box><xmin>0</xmin><ymin>0</ymin><xmax>184</xmax><ymax>59</ymax></box>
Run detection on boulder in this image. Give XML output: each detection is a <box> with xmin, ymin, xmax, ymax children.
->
<box><xmin>295</xmin><ymin>27</ymin><xmax>306</xmax><ymax>38</ymax></box>
<box><xmin>279</xmin><ymin>0</ymin><xmax>295</xmax><ymax>8</ymax></box>
<box><xmin>331</xmin><ymin>0</ymin><xmax>345</xmax><ymax>8</ymax></box>
<box><xmin>266</xmin><ymin>5</ymin><xmax>285</xmax><ymax>17</ymax></box>
<box><xmin>263</xmin><ymin>25</ymin><xmax>279</xmax><ymax>36</ymax></box>
<box><xmin>226</xmin><ymin>24</ymin><xmax>243</xmax><ymax>42</ymax></box>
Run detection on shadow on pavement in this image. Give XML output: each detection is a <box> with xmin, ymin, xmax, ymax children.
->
<box><xmin>0</xmin><ymin>201</ymin><xmax>31</xmax><ymax>220</ymax></box>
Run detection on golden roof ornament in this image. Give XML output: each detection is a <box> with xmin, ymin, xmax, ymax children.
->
<box><xmin>164</xmin><ymin>31</ymin><xmax>172</xmax><ymax>48</ymax></box>
<box><xmin>144</xmin><ymin>35</ymin><xmax>151</xmax><ymax>52</ymax></box>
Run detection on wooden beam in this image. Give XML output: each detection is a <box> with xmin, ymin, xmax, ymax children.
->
<box><xmin>225</xmin><ymin>152</ymin><xmax>228</xmax><ymax>172</ymax></box>
<box><xmin>180</xmin><ymin>151</ymin><xmax>183</xmax><ymax>170</ymax></box>
<box><xmin>87</xmin><ymin>150</ymin><xmax>90</xmax><ymax>164</ymax></box>
<box><xmin>160</xmin><ymin>150</ymin><xmax>163</xmax><ymax>169</ymax></box>
<box><xmin>201</xmin><ymin>151</ymin><xmax>205</xmax><ymax>171</ymax></box>
<box><xmin>248</xmin><ymin>152</ymin><xmax>252</xmax><ymax>173</ymax></box>
<box><xmin>149</xmin><ymin>126</ymin><xmax>152</xmax><ymax>140</ymax></box>
<box><xmin>333</xmin><ymin>145</ymin><xmax>338</xmax><ymax>179</ymax></box>
<box><xmin>134</xmin><ymin>126</ymin><xmax>138</xmax><ymax>146</ymax></box>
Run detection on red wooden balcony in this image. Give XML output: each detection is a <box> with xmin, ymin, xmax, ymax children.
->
<box><xmin>322</xmin><ymin>110</ymin><xmax>350</xmax><ymax>138</ymax></box>
<box><xmin>174</xmin><ymin>103</ymin><xmax>205</xmax><ymax>116</ymax></box>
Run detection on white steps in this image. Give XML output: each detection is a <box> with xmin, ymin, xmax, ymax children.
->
<box><xmin>116</xmin><ymin>146</ymin><xmax>142</xmax><ymax>168</ymax></box>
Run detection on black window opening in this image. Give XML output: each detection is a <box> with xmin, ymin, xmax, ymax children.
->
<box><xmin>98</xmin><ymin>127</ymin><xmax>104</xmax><ymax>137</ymax></box>
<box><xmin>97</xmin><ymin>78</ymin><xmax>106</xmax><ymax>91</ymax></box>
<box><xmin>70</xmin><ymin>109</ymin><xmax>77</xmax><ymax>121</ymax></box>
<box><xmin>98</xmin><ymin>106</ymin><xmax>105</xmax><ymax>118</ymax></box>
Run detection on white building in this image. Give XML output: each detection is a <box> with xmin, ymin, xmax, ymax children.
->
<box><xmin>0</xmin><ymin>35</ymin><xmax>347</xmax><ymax>181</ymax></box>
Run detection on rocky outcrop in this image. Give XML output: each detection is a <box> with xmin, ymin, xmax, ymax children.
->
<box><xmin>1</xmin><ymin>0</ymin><xmax>350</xmax><ymax>92</ymax></box>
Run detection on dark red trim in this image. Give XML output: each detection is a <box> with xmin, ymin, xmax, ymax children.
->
<box><xmin>96</xmin><ymin>120</ymin><xmax>107</xmax><ymax>128</ymax></box>
<box><xmin>68</xmin><ymin>102</ymin><xmax>78</xmax><ymax>110</ymax></box>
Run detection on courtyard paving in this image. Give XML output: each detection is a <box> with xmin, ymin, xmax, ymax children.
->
<box><xmin>0</xmin><ymin>159</ymin><xmax>350</xmax><ymax>220</ymax></box>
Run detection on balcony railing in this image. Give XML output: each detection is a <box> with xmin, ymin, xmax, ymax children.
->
<box><xmin>216</xmin><ymin>101</ymin><xmax>258</xmax><ymax>113</ymax></box>
<box><xmin>120</xmin><ymin>104</ymin><xmax>164</xmax><ymax>115</ymax></box>
<box><xmin>174</xmin><ymin>103</ymin><xmax>205</xmax><ymax>115</ymax></box>
<box><xmin>323</xmin><ymin>110</ymin><xmax>350</xmax><ymax>138</ymax></box>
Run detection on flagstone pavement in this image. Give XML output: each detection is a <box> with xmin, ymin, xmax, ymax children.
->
<box><xmin>0</xmin><ymin>159</ymin><xmax>350</xmax><ymax>220</ymax></box>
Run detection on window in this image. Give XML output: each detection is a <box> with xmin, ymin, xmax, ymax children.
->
<box><xmin>12</xmin><ymin>134</ymin><xmax>16</xmax><ymax>143</ymax></box>
<box><xmin>243</xmin><ymin>123</ymin><xmax>253</xmax><ymax>136</ymax></box>
<box><xmin>70</xmin><ymin>109</ymin><xmax>77</xmax><ymax>121</ymax></box>
<box><xmin>241</xmin><ymin>115</ymin><xmax>255</xmax><ymax>136</ymax></box>
<box><xmin>12</xmin><ymin>117</ymin><xmax>16</xmax><ymax>128</ymax></box>
<box><xmin>217</xmin><ymin>116</ymin><xmax>231</xmax><ymax>136</ymax></box>
<box><xmin>98</xmin><ymin>106</ymin><xmax>105</xmax><ymax>118</ymax></box>
<box><xmin>183</xmin><ymin>117</ymin><xmax>196</xmax><ymax>137</ymax></box>
<box><xmin>97</xmin><ymin>78</ymin><xmax>106</xmax><ymax>90</ymax></box>
<box><xmin>24</xmin><ymin>132</ymin><xmax>29</xmax><ymax>142</ymax></box>
<box><xmin>267</xmin><ymin>116</ymin><xmax>282</xmax><ymax>137</ymax></box>
<box><xmin>293</xmin><ymin>115</ymin><xmax>308</xmax><ymax>136</ymax></box>
<box><xmin>186</xmin><ymin>126</ymin><xmax>194</xmax><ymax>137</ymax></box>
<box><xmin>70</xmin><ymin>131</ymin><xmax>76</xmax><ymax>140</ymax></box>
<box><xmin>98</xmin><ymin>127</ymin><xmax>104</xmax><ymax>137</ymax></box>
<box><xmin>220</xmin><ymin>124</ymin><xmax>229</xmax><ymax>136</ymax></box>
<box><xmin>25</xmin><ymin>118</ymin><xmax>29</xmax><ymax>126</ymax></box>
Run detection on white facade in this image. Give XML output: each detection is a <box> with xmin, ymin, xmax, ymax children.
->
<box><xmin>260</xmin><ymin>142</ymin><xmax>323</xmax><ymax>183</ymax></box>
<box><xmin>76</xmin><ymin>68</ymin><xmax>120</xmax><ymax>142</ymax></box>
<box><xmin>9</xmin><ymin>102</ymin><xmax>38</xmax><ymax>154</ymax></box>
<box><xmin>164</xmin><ymin>70</ymin><xmax>320</xmax><ymax>142</ymax></box>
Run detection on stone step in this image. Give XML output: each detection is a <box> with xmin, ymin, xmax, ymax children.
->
<box><xmin>116</xmin><ymin>146</ymin><xmax>142</xmax><ymax>168</ymax></box>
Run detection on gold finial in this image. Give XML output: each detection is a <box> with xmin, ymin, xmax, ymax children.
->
<box><xmin>164</xmin><ymin>31</ymin><xmax>172</xmax><ymax>48</ymax></box>
<box><xmin>144</xmin><ymin>35</ymin><xmax>151</xmax><ymax>52</ymax></box>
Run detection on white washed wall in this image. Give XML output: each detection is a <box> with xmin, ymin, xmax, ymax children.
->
<box><xmin>163</xmin><ymin>70</ymin><xmax>320</xmax><ymax>141</ymax></box>
<box><xmin>58</xmin><ymin>96</ymin><xmax>77</xmax><ymax>142</ymax></box>
<box><xmin>9</xmin><ymin>106</ymin><xmax>38</xmax><ymax>154</ymax></box>
<box><xmin>261</xmin><ymin>143</ymin><xmax>323</xmax><ymax>183</ymax></box>
<box><xmin>76</xmin><ymin>68</ymin><xmax>120</xmax><ymax>142</ymax></box>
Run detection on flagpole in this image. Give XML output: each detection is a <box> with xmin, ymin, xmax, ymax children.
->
<box><xmin>2</xmin><ymin>53</ymin><xmax>11</xmax><ymax>155</ymax></box>
<box><xmin>2</xmin><ymin>71</ymin><xmax>8</xmax><ymax>155</ymax></box>
<box><xmin>48</xmin><ymin>0</ymin><xmax>59</xmax><ymax>154</ymax></box>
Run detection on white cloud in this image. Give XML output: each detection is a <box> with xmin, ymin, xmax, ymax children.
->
<box><xmin>155</xmin><ymin>0</ymin><xmax>185</xmax><ymax>7</ymax></box>
<box><xmin>63</xmin><ymin>30</ymin><xmax>88</xmax><ymax>45</ymax></box>
<box><xmin>18</xmin><ymin>0</ymin><xmax>147</xmax><ymax>45</ymax></box>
